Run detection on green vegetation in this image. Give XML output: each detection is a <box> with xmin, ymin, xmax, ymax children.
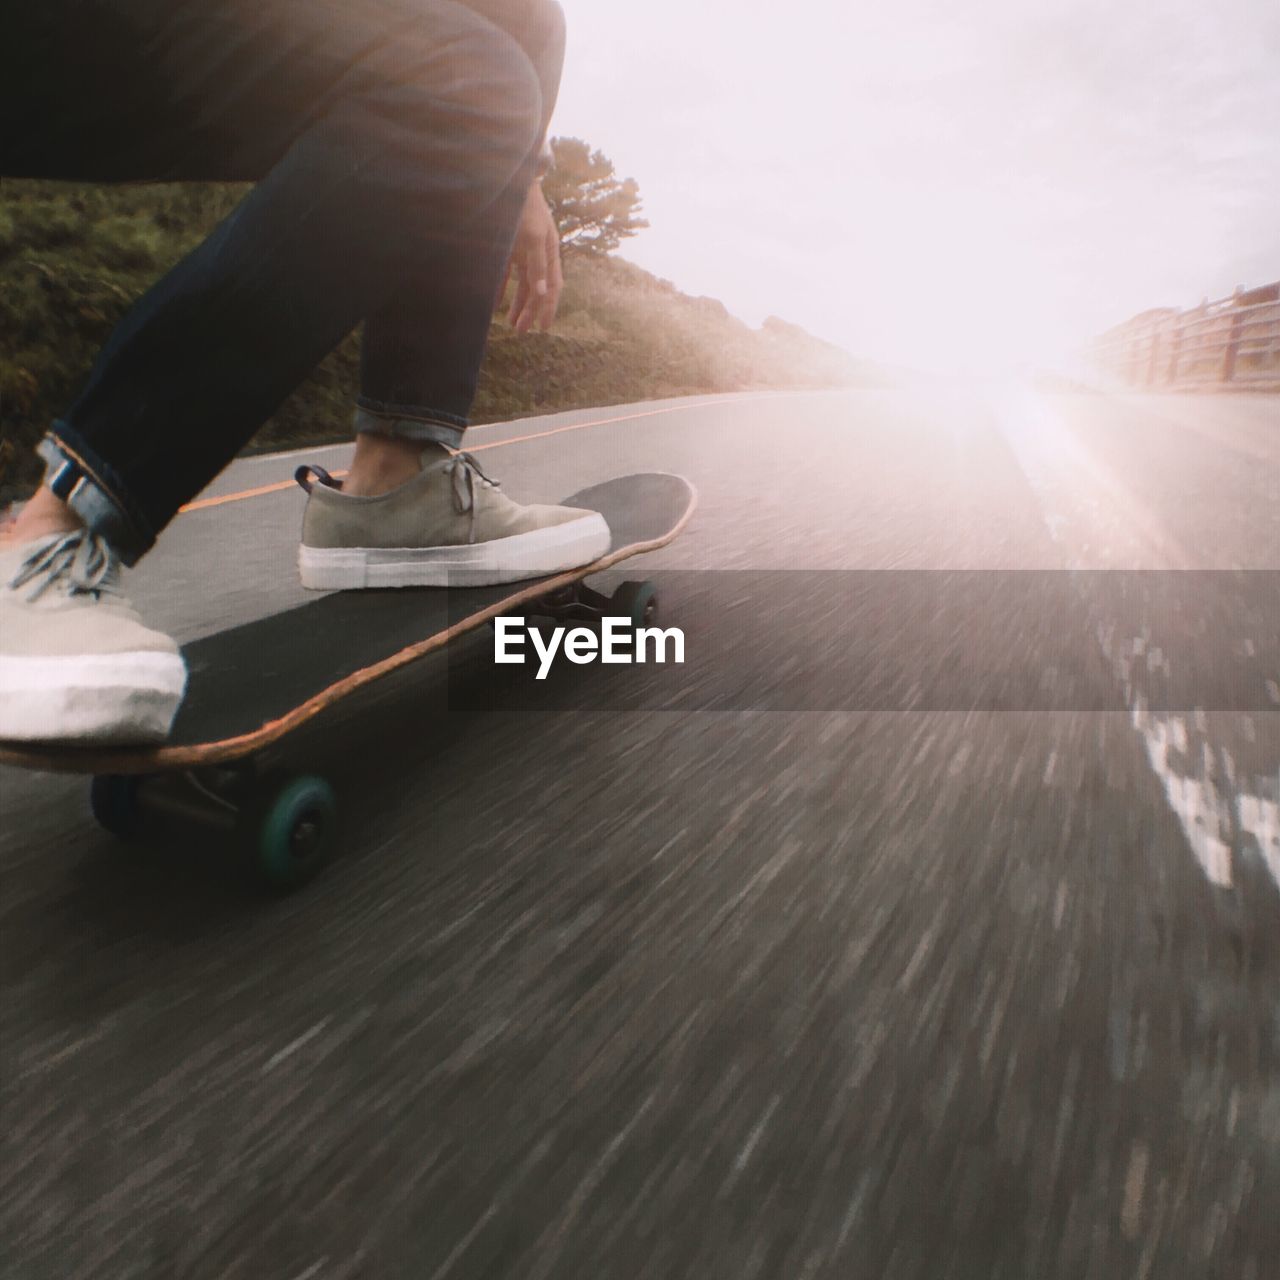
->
<box><xmin>1</xmin><ymin>172</ymin><xmax>878</xmax><ymax>503</ymax></box>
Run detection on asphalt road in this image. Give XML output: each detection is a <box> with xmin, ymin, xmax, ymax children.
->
<box><xmin>2</xmin><ymin>385</ymin><xmax>1278</xmax><ymax>1279</ymax></box>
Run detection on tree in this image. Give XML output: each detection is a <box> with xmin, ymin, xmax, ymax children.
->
<box><xmin>543</xmin><ymin>138</ymin><xmax>648</xmax><ymax>256</ymax></box>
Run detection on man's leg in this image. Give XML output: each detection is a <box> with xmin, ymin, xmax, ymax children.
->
<box><xmin>292</xmin><ymin>169</ymin><xmax>610</xmax><ymax>593</ymax></box>
<box><xmin>0</xmin><ymin>0</ymin><xmax>553</xmax><ymax>742</ymax></box>
<box><xmin>4</xmin><ymin>0</ymin><xmax>548</xmax><ymax>564</ymax></box>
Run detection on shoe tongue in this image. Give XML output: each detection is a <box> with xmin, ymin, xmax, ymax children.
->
<box><xmin>417</xmin><ymin>442</ymin><xmax>453</xmax><ymax>469</ymax></box>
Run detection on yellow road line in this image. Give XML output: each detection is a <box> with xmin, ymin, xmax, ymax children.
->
<box><xmin>182</xmin><ymin>477</ymin><xmax>329</xmax><ymax>513</ymax></box>
<box><xmin>177</xmin><ymin>396</ymin><xmax>747</xmax><ymax>514</ymax></box>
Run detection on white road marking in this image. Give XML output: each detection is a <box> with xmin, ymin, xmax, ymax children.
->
<box><xmin>994</xmin><ymin>384</ymin><xmax>1280</xmax><ymax>896</ymax></box>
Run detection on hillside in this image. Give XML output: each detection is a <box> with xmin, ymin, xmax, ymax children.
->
<box><xmin>0</xmin><ymin>179</ymin><xmax>880</xmax><ymax>501</ymax></box>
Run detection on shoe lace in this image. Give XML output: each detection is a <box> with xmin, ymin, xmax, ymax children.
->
<box><xmin>9</xmin><ymin>529</ymin><xmax>121</xmax><ymax>602</ymax></box>
<box><xmin>440</xmin><ymin>451</ymin><xmax>501</xmax><ymax>544</ymax></box>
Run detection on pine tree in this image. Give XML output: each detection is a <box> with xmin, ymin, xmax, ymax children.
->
<box><xmin>543</xmin><ymin>138</ymin><xmax>649</xmax><ymax>256</ymax></box>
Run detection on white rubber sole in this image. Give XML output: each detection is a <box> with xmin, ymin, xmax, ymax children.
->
<box><xmin>0</xmin><ymin>651</ymin><xmax>188</xmax><ymax>744</ymax></box>
<box><xmin>298</xmin><ymin>512</ymin><xmax>612</xmax><ymax>590</ymax></box>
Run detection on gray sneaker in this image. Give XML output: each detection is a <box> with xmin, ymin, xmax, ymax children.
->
<box><xmin>297</xmin><ymin>451</ymin><xmax>611</xmax><ymax>589</ymax></box>
<box><xmin>0</xmin><ymin>530</ymin><xmax>187</xmax><ymax>744</ymax></box>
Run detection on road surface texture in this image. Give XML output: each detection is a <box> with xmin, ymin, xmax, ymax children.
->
<box><xmin>3</xmin><ymin>386</ymin><xmax>1278</xmax><ymax>1279</ymax></box>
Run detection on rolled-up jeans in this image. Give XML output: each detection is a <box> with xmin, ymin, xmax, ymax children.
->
<box><xmin>0</xmin><ymin>0</ymin><xmax>565</xmax><ymax>563</ymax></box>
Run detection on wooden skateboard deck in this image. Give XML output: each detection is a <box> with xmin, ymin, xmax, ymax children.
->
<box><xmin>0</xmin><ymin>473</ymin><xmax>694</xmax><ymax>890</ymax></box>
<box><xmin>0</xmin><ymin>472</ymin><xmax>696</xmax><ymax>774</ymax></box>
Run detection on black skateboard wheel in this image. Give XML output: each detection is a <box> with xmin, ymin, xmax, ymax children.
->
<box><xmin>89</xmin><ymin>774</ymin><xmax>145</xmax><ymax>839</ymax></box>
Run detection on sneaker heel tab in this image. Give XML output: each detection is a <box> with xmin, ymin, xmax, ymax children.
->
<box><xmin>295</xmin><ymin>465</ymin><xmax>339</xmax><ymax>495</ymax></box>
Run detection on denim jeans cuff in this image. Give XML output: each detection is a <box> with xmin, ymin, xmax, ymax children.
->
<box><xmin>353</xmin><ymin>404</ymin><xmax>466</xmax><ymax>449</ymax></box>
<box><xmin>38</xmin><ymin>431</ymin><xmax>152</xmax><ymax>566</ymax></box>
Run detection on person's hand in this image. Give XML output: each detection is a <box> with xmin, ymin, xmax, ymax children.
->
<box><xmin>502</xmin><ymin>183</ymin><xmax>564</xmax><ymax>333</ymax></box>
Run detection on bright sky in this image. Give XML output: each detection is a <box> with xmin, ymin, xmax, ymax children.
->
<box><xmin>553</xmin><ymin>0</ymin><xmax>1280</xmax><ymax>374</ymax></box>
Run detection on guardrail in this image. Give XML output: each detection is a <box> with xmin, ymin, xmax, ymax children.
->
<box><xmin>1087</xmin><ymin>282</ymin><xmax>1280</xmax><ymax>391</ymax></box>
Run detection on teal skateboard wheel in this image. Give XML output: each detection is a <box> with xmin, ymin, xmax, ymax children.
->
<box><xmin>611</xmin><ymin>580</ymin><xmax>658</xmax><ymax>627</ymax></box>
<box><xmin>243</xmin><ymin>773</ymin><xmax>337</xmax><ymax>891</ymax></box>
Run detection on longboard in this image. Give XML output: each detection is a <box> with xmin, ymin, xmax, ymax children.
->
<box><xmin>0</xmin><ymin>472</ymin><xmax>696</xmax><ymax>888</ymax></box>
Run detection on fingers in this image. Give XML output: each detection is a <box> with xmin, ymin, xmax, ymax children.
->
<box><xmin>512</xmin><ymin>233</ymin><xmax>549</xmax><ymax>333</ymax></box>
<box><xmin>507</xmin><ymin>268</ymin><xmax>528</xmax><ymax>328</ymax></box>
<box><xmin>537</xmin><ymin>230</ymin><xmax>564</xmax><ymax>330</ymax></box>
<box><xmin>495</xmin><ymin>257</ymin><xmax>513</xmax><ymax>312</ymax></box>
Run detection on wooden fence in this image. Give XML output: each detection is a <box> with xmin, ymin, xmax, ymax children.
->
<box><xmin>1087</xmin><ymin>281</ymin><xmax>1280</xmax><ymax>391</ymax></box>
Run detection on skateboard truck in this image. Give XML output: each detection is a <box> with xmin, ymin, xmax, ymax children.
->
<box><xmin>90</xmin><ymin>763</ymin><xmax>337</xmax><ymax>891</ymax></box>
<box><xmin>517</xmin><ymin>579</ymin><xmax>659</xmax><ymax>629</ymax></box>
